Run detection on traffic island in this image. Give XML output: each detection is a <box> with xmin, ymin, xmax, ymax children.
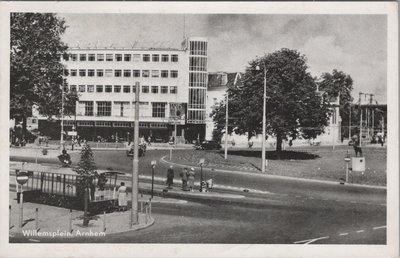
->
<box><xmin>9</xmin><ymin>192</ymin><xmax>155</xmax><ymax>239</ymax></box>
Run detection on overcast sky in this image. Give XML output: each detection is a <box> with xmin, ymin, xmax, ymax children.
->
<box><xmin>59</xmin><ymin>14</ymin><xmax>387</xmax><ymax>103</ymax></box>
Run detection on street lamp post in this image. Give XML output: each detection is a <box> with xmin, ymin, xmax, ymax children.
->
<box><xmin>256</xmin><ymin>63</ymin><xmax>267</xmax><ymax>173</ymax></box>
<box><xmin>199</xmin><ymin>158</ymin><xmax>205</xmax><ymax>192</ymax></box>
<box><xmin>151</xmin><ymin>160</ymin><xmax>156</xmax><ymax>199</ymax></box>
<box><xmin>130</xmin><ymin>82</ymin><xmax>140</xmax><ymax>227</ymax></box>
<box><xmin>224</xmin><ymin>92</ymin><xmax>228</xmax><ymax>160</ymax></box>
<box><xmin>60</xmin><ymin>84</ymin><xmax>65</xmax><ymax>150</ymax></box>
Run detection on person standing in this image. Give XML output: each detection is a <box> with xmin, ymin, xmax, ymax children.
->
<box><xmin>117</xmin><ymin>182</ymin><xmax>128</xmax><ymax>211</ymax></box>
<box><xmin>180</xmin><ymin>167</ymin><xmax>189</xmax><ymax>191</ymax></box>
<box><xmin>166</xmin><ymin>165</ymin><xmax>174</xmax><ymax>189</ymax></box>
<box><xmin>188</xmin><ymin>167</ymin><xmax>196</xmax><ymax>192</ymax></box>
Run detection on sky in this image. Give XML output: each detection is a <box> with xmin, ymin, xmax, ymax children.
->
<box><xmin>59</xmin><ymin>13</ymin><xmax>387</xmax><ymax>103</ymax></box>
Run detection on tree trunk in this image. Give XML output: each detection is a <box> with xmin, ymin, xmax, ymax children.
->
<box><xmin>276</xmin><ymin>132</ymin><xmax>283</xmax><ymax>152</ymax></box>
<box><xmin>83</xmin><ymin>188</ymin><xmax>89</xmax><ymax>226</ymax></box>
<box><xmin>22</xmin><ymin>116</ymin><xmax>27</xmax><ymax>139</ymax></box>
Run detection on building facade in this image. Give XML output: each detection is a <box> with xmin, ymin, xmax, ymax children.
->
<box><xmin>37</xmin><ymin>37</ymin><xmax>208</xmax><ymax>143</ymax></box>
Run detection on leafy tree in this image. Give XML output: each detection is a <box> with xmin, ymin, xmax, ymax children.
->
<box><xmin>318</xmin><ymin>70</ymin><xmax>354</xmax><ymax>139</ymax></box>
<box><xmin>10</xmin><ymin>13</ymin><xmax>78</xmax><ymax>136</ymax></box>
<box><xmin>211</xmin><ymin>48</ymin><xmax>332</xmax><ymax>152</ymax></box>
<box><xmin>73</xmin><ymin>144</ymin><xmax>97</xmax><ymax>226</ymax></box>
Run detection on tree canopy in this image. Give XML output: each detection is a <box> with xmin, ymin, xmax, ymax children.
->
<box><xmin>211</xmin><ymin>48</ymin><xmax>332</xmax><ymax>151</ymax></box>
<box><xmin>10</xmin><ymin>13</ymin><xmax>78</xmax><ymax>133</ymax></box>
<box><xmin>318</xmin><ymin>69</ymin><xmax>354</xmax><ymax>138</ymax></box>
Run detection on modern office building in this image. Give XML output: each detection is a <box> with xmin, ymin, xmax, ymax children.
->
<box><xmin>37</xmin><ymin>37</ymin><xmax>208</xmax><ymax>143</ymax></box>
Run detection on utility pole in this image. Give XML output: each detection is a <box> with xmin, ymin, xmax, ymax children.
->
<box><xmin>224</xmin><ymin>92</ymin><xmax>228</xmax><ymax>160</ymax></box>
<box><xmin>130</xmin><ymin>82</ymin><xmax>140</xmax><ymax>227</ymax></box>
<box><xmin>60</xmin><ymin>83</ymin><xmax>65</xmax><ymax>150</ymax></box>
<box><xmin>358</xmin><ymin>92</ymin><xmax>363</xmax><ymax>144</ymax></box>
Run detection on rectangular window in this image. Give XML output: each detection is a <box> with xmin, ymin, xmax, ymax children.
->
<box><xmin>63</xmin><ymin>69</ymin><xmax>69</xmax><ymax>76</ymax></box>
<box><xmin>88</xmin><ymin>54</ymin><xmax>95</xmax><ymax>61</ymax></box>
<box><xmin>170</xmin><ymin>86</ymin><xmax>177</xmax><ymax>94</ymax></box>
<box><xmin>124</xmin><ymin>54</ymin><xmax>131</xmax><ymax>61</ymax></box>
<box><xmin>81</xmin><ymin>101</ymin><xmax>93</xmax><ymax>116</ymax></box>
<box><xmin>88</xmin><ymin>69</ymin><xmax>95</xmax><ymax>77</ymax></box>
<box><xmin>79</xmin><ymin>54</ymin><xmax>86</xmax><ymax>61</ymax></box>
<box><xmin>106</xmin><ymin>54</ymin><xmax>113</xmax><ymax>61</ymax></box>
<box><xmin>70</xmin><ymin>54</ymin><xmax>77</xmax><ymax>61</ymax></box>
<box><xmin>105</xmin><ymin>85</ymin><xmax>112</xmax><ymax>93</ymax></box>
<box><xmin>97</xmin><ymin>69</ymin><xmax>104</xmax><ymax>77</ymax></box>
<box><xmin>115</xmin><ymin>54</ymin><xmax>122</xmax><ymax>61</ymax></box>
<box><xmin>70</xmin><ymin>69</ymin><xmax>77</xmax><ymax>76</ymax></box>
<box><xmin>79</xmin><ymin>85</ymin><xmax>86</xmax><ymax>92</ymax></box>
<box><xmin>133</xmin><ymin>54</ymin><xmax>141</xmax><ymax>62</ymax></box>
<box><xmin>96</xmin><ymin>85</ymin><xmax>103</xmax><ymax>93</ymax></box>
<box><xmin>161</xmin><ymin>70</ymin><xmax>168</xmax><ymax>78</ymax></box>
<box><xmin>123</xmin><ymin>85</ymin><xmax>131</xmax><ymax>93</ymax></box>
<box><xmin>63</xmin><ymin>54</ymin><xmax>69</xmax><ymax>61</ymax></box>
<box><xmin>161</xmin><ymin>86</ymin><xmax>168</xmax><ymax>94</ymax></box>
<box><xmin>142</xmin><ymin>86</ymin><xmax>149</xmax><ymax>93</ymax></box>
<box><xmin>142</xmin><ymin>70</ymin><xmax>149</xmax><ymax>78</ymax></box>
<box><xmin>143</xmin><ymin>54</ymin><xmax>150</xmax><ymax>62</ymax></box>
<box><xmin>79</xmin><ymin>69</ymin><xmax>86</xmax><ymax>77</ymax></box>
<box><xmin>70</xmin><ymin>85</ymin><xmax>77</xmax><ymax>92</ymax></box>
<box><xmin>151</xmin><ymin>70</ymin><xmax>159</xmax><ymax>78</ymax></box>
<box><xmin>114</xmin><ymin>85</ymin><xmax>121</xmax><ymax>93</ymax></box>
<box><xmin>97</xmin><ymin>101</ymin><xmax>111</xmax><ymax>116</ymax></box>
<box><xmin>161</xmin><ymin>54</ymin><xmax>169</xmax><ymax>62</ymax></box>
<box><xmin>132</xmin><ymin>85</ymin><xmax>136</xmax><ymax>93</ymax></box>
<box><xmin>170</xmin><ymin>70</ymin><xmax>178</xmax><ymax>78</ymax></box>
<box><xmin>133</xmin><ymin>70</ymin><xmax>140</xmax><ymax>77</ymax></box>
<box><xmin>151</xmin><ymin>86</ymin><xmax>158</xmax><ymax>94</ymax></box>
<box><xmin>114</xmin><ymin>70</ymin><xmax>122</xmax><ymax>77</ymax></box>
<box><xmin>87</xmin><ymin>85</ymin><xmax>94</xmax><ymax>93</ymax></box>
<box><xmin>115</xmin><ymin>102</ymin><xmax>130</xmax><ymax>117</ymax></box>
<box><xmin>123</xmin><ymin>70</ymin><xmax>131</xmax><ymax>77</ymax></box>
<box><xmin>171</xmin><ymin>54</ymin><xmax>178</xmax><ymax>62</ymax></box>
<box><xmin>97</xmin><ymin>54</ymin><xmax>104</xmax><ymax>61</ymax></box>
<box><xmin>152</xmin><ymin>54</ymin><xmax>159</xmax><ymax>62</ymax></box>
<box><xmin>105</xmin><ymin>69</ymin><xmax>112</xmax><ymax>77</ymax></box>
<box><xmin>152</xmin><ymin>102</ymin><xmax>166</xmax><ymax>118</ymax></box>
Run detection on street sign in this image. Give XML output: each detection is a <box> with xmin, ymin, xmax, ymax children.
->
<box><xmin>68</xmin><ymin>131</ymin><xmax>77</xmax><ymax>136</ymax></box>
<box><xmin>151</xmin><ymin>160</ymin><xmax>157</xmax><ymax>166</ymax></box>
<box><xmin>199</xmin><ymin>158</ymin><xmax>205</xmax><ymax>166</ymax></box>
<box><xmin>16</xmin><ymin>171</ymin><xmax>29</xmax><ymax>185</ymax></box>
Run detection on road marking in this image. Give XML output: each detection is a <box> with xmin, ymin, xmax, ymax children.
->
<box><xmin>373</xmin><ymin>226</ymin><xmax>386</xmax><ymax>230</ymax></box>
<box><xmin>294</xmin><ymin>236</ymin><xmax>329</xmax><ymax>244</ymax></box>
<box><xmin>29</xmin><ymin>239</ymin><xmax>40</xmax><ymax>242</ymax></box>
<box><xmin>339</xmin><ymin>233</ymin><xmax>348</xmax><ymax>236</ymax></box>
<box><xmin>356</xmin><ymin>230</ymin><xmax>364</xmax><ymax>233</ymax></box>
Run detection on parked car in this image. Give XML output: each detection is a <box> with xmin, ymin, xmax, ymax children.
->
<box><xmin>126</xmin><ymin>143</ymin><xmax>146</xmax><ymax>157</ymax></box>
<box><xmin>195</xmin><ymin>140</ymin><xmax>222</xmax><ymax>150</ymax></box>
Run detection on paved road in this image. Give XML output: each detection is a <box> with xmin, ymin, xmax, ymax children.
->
<box><xmin>10</xmin><ymin>149</ymin><xmax>386</xmax><ymax>244</ymax></box>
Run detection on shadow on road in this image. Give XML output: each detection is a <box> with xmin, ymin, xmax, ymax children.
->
<box><xmin>221</xmin><ymin>150</ymin><xmax>320</xmax><ymax>160</ymax></box>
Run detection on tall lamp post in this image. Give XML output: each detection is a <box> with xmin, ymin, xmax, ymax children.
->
<box><xmin>60</xmin><ymin>83</ymin><xmax>65</xmax><ymax>150</ymax></box>
<box><xmin>224</xmin><ymin>92</ymin><xmax>228</xmax><ymax>160</ymax></box>
<box><xmin>130</xmin><ymin>82</ymin><xmax>140</xmax><ymax>227</ymax></box>
<box><xmin>256</xmin><ymin>63</ymin><xmax>267</xmax><ymax>173</ymax></box>
<box><xmin>199</xmin><ymin>158</ymin><xmax>205</xmax><ymax>192</ymax></box>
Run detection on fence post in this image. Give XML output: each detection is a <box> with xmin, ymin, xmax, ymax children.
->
<box><xmin>103</xmin><ymin>211</ymin><xmax>106</xmax><ymax>232</ymax></box>
<box><xmin>149</xmin><ymin>201</ymin><xmax>152</xmax><ymax>218</ymax></box>
<box><xmin>69</xmin><ymin>209</ymin><xmax>72</xmax><ymax>233</ymax></box>
<box><xmin>35</xmin><ymin>208</ymin><xmax>39</xmax><ymax>232</ymax></box>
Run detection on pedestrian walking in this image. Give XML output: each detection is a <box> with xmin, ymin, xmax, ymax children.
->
<box><xmin>166</xmin><ymin>165</ymin><xmax>174</xmax><ymax>189</ymax></box>
<box><xmin>117</xmin><ymin>182</ymin><xmax>128</xmax><ymax>211</ymax></box>
<box><xmin>352</xmin><ymin>135</ymin><xmax>362</xmax><ymax>157</ymax></box>
<box><xmin>180</xmin><ymin>167</ymin><xmax>189</xmax><ymax>191</ymax></box>
<box><xmin>188</xmin><ymin>167</ymin><xmax>196</xmax><ymax>192</ymax></box>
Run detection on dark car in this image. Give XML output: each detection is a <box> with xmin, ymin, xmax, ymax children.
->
<box><xmin>196</xmin><ymin>140</ymin><xmax>222</xmax><ymax>150</ymax></box>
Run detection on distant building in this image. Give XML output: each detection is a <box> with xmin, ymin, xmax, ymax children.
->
<box><xmin>37</xmin><ymin>37</ymin><xmax>208</xmax><ymax>143</ymax></box>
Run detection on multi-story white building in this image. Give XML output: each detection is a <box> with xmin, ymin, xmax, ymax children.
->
<box><xmin>37</xmin><ymin>37</ymin><xmax>208</xmax><ymax>143</ymax></box>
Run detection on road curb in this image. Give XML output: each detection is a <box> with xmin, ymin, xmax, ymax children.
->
<box><xmin>160</xmin><ymin>156</ymin><xmax>387</xmax><ymax>190</ymax></box>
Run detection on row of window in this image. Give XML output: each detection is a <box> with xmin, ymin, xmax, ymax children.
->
<box><xmin>65</xmin><ymin>53</ymin><xmax>179</xmax><ymax>63</ymax></box>
<box><xmin>69</xmin><ymin>84</ymin><xmax>177</xmax><ymax>94</ymax></box>
<box><xmin>65</xmin><ymin>69</ymin><xmax>178</xmax><ymax>78</ymax></box>
<box><xmin>79</xmin><ymin>101</ymin><xmax>167</xmax><ymax>118</ymax></box>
